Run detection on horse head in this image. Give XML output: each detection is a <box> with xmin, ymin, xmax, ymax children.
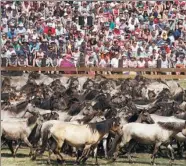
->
<box><xmin>138</xmin><ymin>110</ymin><xmax>155</xmax><ymax>124</ymax></box>
<box><xmin>110</xmin><ymin>117</ymin><xmax>122</xmax><ymax>135</ymax></box>
<box><xmin>42</xmin><ymin>111</ymin><xmax>59</xmax><ymax>120</ymax></box>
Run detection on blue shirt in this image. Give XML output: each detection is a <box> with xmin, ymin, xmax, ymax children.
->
<box><xmin>7</xmin><ymin>30</ymin><xmax>17</xmax><ymax>39</ymax></box>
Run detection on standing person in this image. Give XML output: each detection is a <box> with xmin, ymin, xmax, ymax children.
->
<box><xmin>128</xmin><ymin>56</ymin><xmax>137</xmax><ymax>75</ymax></box>
<box><xmin>122</xmin><ymin>55</ymin><xmax>129</xmax><ymax>75</ymax></box>
<box><xmin>27</xmin><ymin>54</ymin><xmax>35</xmax><ymax>67</ymax></box>
<box><xmin>8</xmin><ymin>52</ymin><xmax>18</xmax><ymax>67</ymax></box>
<box><xmin>110</xmin><ymin>52</ymin><xmax>119</xmax><ymax>74</ymax></box>
<box><xmin>160</xmin><ymin>55</ymin><xmax>169</xmax><ymax>75</ymax></box>
<box><xmin>35</xmin><ymin>48</ymin><xmax>44</xmax><ymax>73</ymax></box>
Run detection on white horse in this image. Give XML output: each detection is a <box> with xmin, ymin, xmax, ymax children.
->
<box><xmin>150</xmin><ymin>114</ymin><xmax>186</xmax><ymax>157</ymax></box>
<box><xmin>110</xmin><ymin>121</ymin><xmax>186</xmax><ymax>166</ymax></box>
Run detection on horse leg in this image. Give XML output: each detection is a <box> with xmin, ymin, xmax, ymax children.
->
<box><xmin>78</xmin><ymin>145</ymin><xmax>91</xmax><ymax>164</ymax></box>
<box><xmin>127</xmin><ymin>140</ymin><xmax>137</xmax><ymax>163</ymax></box>
<box><xmin>166</xmin><ymin>144</ymin><xmax>175</xmax><ymax>165</ymax></box>
<box><xmin>176</xmin><ymin>141</ymin><xmax>183</xmax><ymax>158</ymax></box>
<box><xmin>22</xmin><ymin>137</ymin><xmax>33</xmax><ymax>159</ymax></box>
<box><xmin>13</xmin><ymin>140</ymin><xmax>22</xmax><ymax>157</ymax></box>
<box><xmin>151</xmin><ymin>142</ymin><xmax>161</xmax><ymax>166</ymax></box>
<box><xmin>1</xmin><ymin>139</ymin><xmax>7</xmax><ymax>148</ymax></box>
<box><xmin>108</xmin><ymin>134</ymin><xmax>122</xmax><ymax>161</ymax></box>
<box><xmin>102</xmin><ymin>138</ymin><xmax>108</xmax><ymax>159</ymax></box>
<box><xmin>93</xmin><ymin>146</ymin><xmax>98</xmax><ymax>158</ymax></box>
<box><xmin>47</xmin><ymin>141</ymin><xmax>57</xmax><ymax>165</ymax></box>
<box><xmin>7</xmin><ymin>140</ymin><xmax>14</xmax><ymax>156</ymax></box>
<box><xmin>55</xmin><ymin>140</ymin><xmax>65</xmax><ymax>164</ymax></box>
<box><xmin>81</xmin><ymin>148</ymin><xmax>91</xmax><ymax>164</ymax></box>
<box><xmin>92</xmin><ymin>145</ymin><xmax>100</xmax><ymax>165</ymax></box>
<box><xmin>75</xmin><ymin>149</ymin><xmax>83</xmax><ymax>165</ymax></box>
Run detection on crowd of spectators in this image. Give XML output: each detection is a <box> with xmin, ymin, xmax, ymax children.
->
<box><xmin>1</xmin><ymin>1</ymin><xmax>186</xmax><ymax>75</ymax></box>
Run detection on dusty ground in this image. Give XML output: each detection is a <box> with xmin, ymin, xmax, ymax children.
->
<box><xmin>1</xmin><ymin>148</ymin><xmax>186</xmax><ymax>166</ymax></box>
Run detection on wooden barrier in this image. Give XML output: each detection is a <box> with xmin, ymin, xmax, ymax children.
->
<box><xmin>1</xmin><ymin>67</ymin><xmax>186</xmax><ymax>80</ymax></box>
<box><xmin>1</xmin><ymin>66</ymin><xmax>186</xmax><ymax>72</ymax></box>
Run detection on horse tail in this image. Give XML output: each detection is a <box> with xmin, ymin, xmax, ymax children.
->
<box><xmin>38</xmin><ymin>124</ymin><xmax>53</xmax><ymax>155</ymax></box>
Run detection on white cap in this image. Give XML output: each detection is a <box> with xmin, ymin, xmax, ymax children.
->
<box><xmin>19</xmin><ymin>23</ymin><xmax>24</xmax><ymax>27</ymax></box>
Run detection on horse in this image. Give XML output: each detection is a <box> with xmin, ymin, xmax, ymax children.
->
<box><xmin>1</xmin><ymin>100</ymin><xmax>30</xmax><ymax>120</ymax></box>
<box><xmin>1</xmin><ymin>110</ymin><xmax>59</xmax><ymax>157</ymax></box>
<box><xmin>1</xmin><ymin>110</ymin><xmax>44</xmax><ymax>158</ymax></box>
<box><xmin>109</xmin><ymin>121</ymin><xmax>186</xmax><ymax>166</ymax></box>
<box><xmin>107</xmin><ymin>110</ymin><xmax>155</xmax><ymax>157</ymax></box>
<box><xmin>150</xmin><ymin>114</ymin><xmax>186</xmax><ymax>157</ymax></box>
<box><xmin>36</xmin><ymin>118</ymin><xmax>122</xmax><ymax>165</ymax></box>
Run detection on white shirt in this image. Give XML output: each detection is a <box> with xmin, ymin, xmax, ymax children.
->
<box><xmin>110</xmin><ymin>58</ymin><xmax>119</xmax><ymax>68</ymax></box>
<box><xmin>161</xmin><ymin>59</ymin><xmax>169</xmax><ymax>68</ymax></box>
<box><xmin>128</xmin><ymin>60</ymin><xmax>137</xmax><ymax>68</ymax></box>
<box><xmin>148</xmin><ymin>60</ymin><xmax>157</xmax><ymax>68</ymax></box>
<box><xmin>99</xmin><ymin>59</ymin><xmax>107</xmax><ymax>68</ymax></box>
<box><xmin>137</xmin><ymin>60</ymin><xmax>145</xmax><ymax>68</ymax></box>
<box><xmin>123</xmin><ymin>59</ymin><xmax>128</xmax><ymax>68</ymax></box>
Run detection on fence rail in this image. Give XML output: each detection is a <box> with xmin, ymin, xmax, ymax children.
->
<box><xmin>1</xmin><ymin>66</ymin><xmax>186</xmax><ymax>72</ymax></box>
<box><xmin>1</xmin><ymin>67</ymin><xmax>186</xmax><ymax>80</ymax></box>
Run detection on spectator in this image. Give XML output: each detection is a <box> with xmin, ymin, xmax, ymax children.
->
<box><xmin>0</xmin><ymin>1</ymin><xmax>186</xmax><ymax>76</ymax></box>
<box><xmin>110</xmin><ymin>53</ymin><xmax>119</xmax><ymax>68</ymax></box>
<box><xmin>8</xmin><ymin>52</ymin><xmax>18</xmax><ymax>67</ymax></box>
<box><xmin>128</xmin><ymin>57</ymin><xmax>137</xmax><ymax>68</ymax></box>
<box><xmin>35</xmin><ymin>49</ymin><xmax>44</xmax><ymax>67</ymax></box>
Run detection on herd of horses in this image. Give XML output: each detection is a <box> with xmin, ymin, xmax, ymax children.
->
<box><xmin>1</xmin><ymin>72</ymin><xmax>186</xmax><ymax>165</ymax></box>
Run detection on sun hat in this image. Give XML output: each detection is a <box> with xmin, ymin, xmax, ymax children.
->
<box><xmin>19</xmin><ymin>23</ymin><xmax>24</xmax><ymax>27</ymax></box>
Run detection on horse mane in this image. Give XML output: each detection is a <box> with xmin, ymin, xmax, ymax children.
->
<box><xmin>87</xmin><ymin>118</ymin><xmax>116</xmax><ymax>135</ymax></box>
<box><xmin>158</xmin><ymin>121</ymin><xmax>186</xmax><ymax>132</ymax></box>
<box><xmin>78</xmin><ymin>112</ymin><xmax>98</xmax><ymax>124</ymax></box>
<box><xmin>16</xmin><ymin>100</ymin><xmax>28</xmax><ymax>110</ymax></box>
<box><xmin>27</xmin><ymin>115</ymin><xmax>38</xmax><ymax>126</ymax></box>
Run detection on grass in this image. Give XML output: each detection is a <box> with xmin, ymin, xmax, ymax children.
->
<box><xmin>179</xmin><ymin>80</ymin><xmax>186</xmax><ymax>89</ymax></box>
<box><xmin>1</xmin><ymin>148</ymin><xmax>186</xmax><ymax>166</ymax></box>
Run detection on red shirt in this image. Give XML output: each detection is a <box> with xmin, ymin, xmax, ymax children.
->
<box><xmin>44</xmin><ymin>26</ymin><xmax>56</xmax><ymax>35</ymax></box>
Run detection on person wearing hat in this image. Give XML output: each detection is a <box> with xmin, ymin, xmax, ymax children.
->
<box><xmin>60</xmin><ymin>53</ymin><xmax>75</xmax><ymax>74</ymax></box>
<box><xmin>5</xmin><ymin>45</ymin><xmax>16</xmax><ymax>59</ymax></box>
<box><xmin>176</xmin><ymin>54</ymin><xmax>185</xmax><ymax>70</ymax></box>
<box><xmin>35</xmin><ymin>48</ymin><xmax>44</xmax><ymax>69</ymax></box>
<box><xmin>18</xmin><ymin>53</ymin><xmax>27</xmax><ymax>70</ymax></box>
<box><xmin>8</xmin><ymin>52</ymin><xmax>18</xmax><ymax>67</ymax></box>
<box><xmin>110</xmin><ymin>52</ymin><xmax>119</xmax><ymax>69</ymax></box>
<box><xmin>128</xmin><ymin>56</ymin><xmax>137</xmax><ymax>68</ymax></box>
<box><xmin>16</xmin><ymin>22</ymin><xmax>26</xmax><ymax>35</ymax></box>
<box><xmin>7</xmin><ymin>25</ymin><xmax>17</xmax><ymax>39</ymax></box>
<box><xmin>137</xmin><ymin>56</ymin><xmax>146</xmax><ymax>71</ymax></box>
<box><xmin>72</xmin><ymin>47</ymin><xmax>80</xmax><ymax>67</ymax></box>
<box><xmin>1</xmin><ymin>34</ymin><xmax>7</xmax><ymax>47</ymax></box>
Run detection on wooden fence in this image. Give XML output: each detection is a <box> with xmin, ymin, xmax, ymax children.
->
<box><xmin>1</xmin><ymin>66</ymin><xmax>186</xmax><ymax>80</ymax></box>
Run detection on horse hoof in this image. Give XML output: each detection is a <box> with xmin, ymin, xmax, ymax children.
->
<box><xmin>129</xmin><ymin>160</ymin><xmax>134</xmax><ymax>164</ymax></box>
<box><xmin>31</xmin><ymin>155</ymin><xmax>36</xmax><ymax>161</ymax></box>
<box><xmin>151</xmin><ymin>162</ymin><xmax>156</xmax><ymax>166</ymax></box>
<box><xmin>105</xmin><ymin>155</ymin><xmax>108</xmax><ymax>159</ymax></box>
<box><xmin>47</xmin><ymin>160</ymin><xmax>51</xmax><ymax>165</ymax></box>
<box><xmin>169</xmin><ymin>160</ymin><xmax>174</xmax><ymax>165</ymax></box>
